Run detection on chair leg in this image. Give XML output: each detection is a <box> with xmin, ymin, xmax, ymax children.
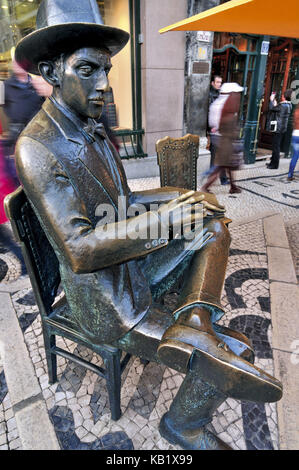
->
<box><xmin>104</xmin><ymin>349</ymin><xmax>122</xmax><ymax>421</ymax></box>
<box><xmin>43</xmin><ymin>326</ymin><xmax>57</xmax><ymax>384</ymax></box>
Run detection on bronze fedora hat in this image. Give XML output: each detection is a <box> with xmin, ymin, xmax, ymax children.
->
<box><xmin>15</xmin><ymin>0</ymin><xmax>130</xmax><ymax>75</ymax></box>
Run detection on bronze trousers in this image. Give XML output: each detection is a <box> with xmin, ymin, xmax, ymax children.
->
<box><xmin>116</xmin><ymin>218</ymin><xmax>231</xmax><ymax>430</ymax></box>
<box><xmin>116</xmin><ymin>217</ymin><xmax>231</xmax><ymax>366</ymax></box>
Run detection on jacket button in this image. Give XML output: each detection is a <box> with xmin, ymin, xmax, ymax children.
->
<box><xmin>145</xmin><ymin>242</ymin><xmax>151</xmax><ymax>250</ymax></box>
<box><xmin>152</xmin><ymin>240</ymin><xmax>158</xmax><ymax>247</ymax></box>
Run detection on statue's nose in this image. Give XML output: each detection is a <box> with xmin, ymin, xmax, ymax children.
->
<box><xmin>96</xmin><ymin>70</ymin><xmax>109</xmax><ymax>92</ymax></box>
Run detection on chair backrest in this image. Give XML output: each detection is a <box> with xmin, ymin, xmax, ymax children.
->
<box><xmin>156</xmin><ymin>134</ymin><xmax>200</xmax><ymax>191</ymax></box>
<box><xmin>4</xmin><ymin>187</ymin><xmax>61</xmax><ymax>316</ymax></box>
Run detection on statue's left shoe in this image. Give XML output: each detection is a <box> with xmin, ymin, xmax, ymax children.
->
<box><xmin>157</xmin><ymin>308</ymin><xmax>282</xmax><ymax>404</ymax></box>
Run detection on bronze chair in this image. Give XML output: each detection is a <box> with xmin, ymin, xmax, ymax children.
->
<box><xmin>156</xmin><ymin>134</ymin><xmax>200</xmax><ymax>191</ymax></box>
<box><xmin>4</xmin><ymin>187</ymin><xmax>131</xmax><ymax>421</ymax></box>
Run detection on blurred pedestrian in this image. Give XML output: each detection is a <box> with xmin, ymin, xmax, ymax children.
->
<box><xmin>287</xmin><ymin>103</ymin><xmax>299</xmax><ymax>181</ymax></box>
<box><xmin>1</xmin><ymin>58</ymin><xmax>49</xmax><ymax>185</ymax></box>
<box><xmin>0</xmin><ymin>137</ymin><xmax>26</xmax><ymax>267</ymax></box>
<box><xmin>0</xmin><ymin>139</ymin><xmax>16</xmax><ymax>225</ymax></box>
<box><xmin>267</xmin><ymin>88</ymin><xmax>292</xmax><ymax>169</ymax></box>
<box><xmin>206</xmin><ymin>75</ymin><xmax>228</xmax><ymax>185</ymax></box>
<box><xmin>201</xmin><ymin>82</ymin><xmax>244</xmax><ymax>194</ymax></box>
<box><xmin>3</xmin><ymin>58</ymin><xmax>45</xmax><ymax>143</ymax></box>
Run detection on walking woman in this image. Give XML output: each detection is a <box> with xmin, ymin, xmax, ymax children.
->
<box><xmin>201</xmin><ymin>82</ymin><xmax>243</xmax><ymax>194</ymax></box>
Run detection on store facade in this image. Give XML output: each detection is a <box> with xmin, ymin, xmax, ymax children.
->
<box><xmin>211</xmin><ymin>32</ymin><xmax>299</xmax><ymax>161</ymax></box>
<box><xmin>0</xmin><ymin>0</ymin><xmax>189</xmax><ymax>161</ymax></box>
<box><xmin>184</xmin><ymin>0</ymin><xmax>299</xmax><ymax>163</ymax></box>
<box><xmin>0</xmin><ymin>0</ymin><xmax>140</xmax><ymax>151</ymax></box>
<box><xmin>3</xmin><ymin>0</ymin><xmax>298</xmax><ymax>165</ymax></box>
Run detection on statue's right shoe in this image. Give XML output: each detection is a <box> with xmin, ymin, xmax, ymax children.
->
<box><xmin>159</xmin><ymin>413</ymin><xmax>231</xmax><ymax>450</ymax></box>
<box><xmin>157</xmin><ymin>323</ymin><xmax>283</xmax><ymax>403</ymax></box>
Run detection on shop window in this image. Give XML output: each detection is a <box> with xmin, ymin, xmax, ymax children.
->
<box><xmin>0</xmin><ymin>0</ymin><xmax>133</xmax><ymax>131</ymax></box>
<box><xmin>97</xmin><ymin>0</ymin><xmax>133</xmax><ymax>130</ymax></box>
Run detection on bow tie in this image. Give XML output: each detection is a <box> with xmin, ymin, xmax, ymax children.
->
<box><xmin>83</xmin><ymin>122</ymin><xmax>106</xmax><ymax>141</ymax></box>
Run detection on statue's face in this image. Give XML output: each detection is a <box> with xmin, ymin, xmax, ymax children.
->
<box><xmin>57</xmin><ymin>47</ymin><xmax>111</xmax><ymax>121</ymax></box>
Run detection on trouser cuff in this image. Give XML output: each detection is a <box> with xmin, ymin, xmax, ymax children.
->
<box><xmin>173</xmin><ymin>300</ymin><xmax>225</xmax><ymax>324</ymax></box>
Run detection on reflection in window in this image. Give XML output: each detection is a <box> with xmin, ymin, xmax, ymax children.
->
<box><xmin>0</xmin><ymin>0</ymin><xmax>133</xmax><ymax>132</ymax></box>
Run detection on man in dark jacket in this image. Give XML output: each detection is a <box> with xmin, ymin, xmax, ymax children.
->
<box><xmin>267</xmin><ymin>88</ymin><xmax>292</xmax><ymax>169</ymax></box>
<box><xmin>3</xmin><ymin>59</ymin><xmax>43</xmax><ymax>144</ymax></box>
<box><xmin>2</xmin><ymin>59</ymin><xmax>44</xmax><ymax>184</ymax></box>
<box><xmin>209</xmin><ymin>75</ymin><xmax>222</xmax><ymax>107</ymax></box>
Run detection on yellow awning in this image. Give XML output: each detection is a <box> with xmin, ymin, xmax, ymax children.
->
<box><xmin>159</xmin><ymin>0</ymin><xmax>299</xmax><ymax>39</ymax></box>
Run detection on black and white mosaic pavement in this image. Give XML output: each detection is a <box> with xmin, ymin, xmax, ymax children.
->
<box><xmin>2</xmin><ymin>158</ymin><xmax>298</xmax><ymax>450</ymax></box>
<box><xmin>0</xmin><ymin>214</ymin><xmax>282</xmax><ymax>451</ymax></box>
<box><xmin>129</xmin><ymin>162</ymin><xmax>299</xmax><ymax>224</ymax></box>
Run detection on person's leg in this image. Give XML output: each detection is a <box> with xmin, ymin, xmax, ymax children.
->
<box><xmin>227</xmin><ymin>168</ymin><xmax>241</xmax><ymax>194</ymax></box>
<box><xmin>131</xmin><ymin>218</ymin><xmax>283</xmax><ymax>402</ymax></box>
<box><xmin>201</xmin><ymin>166</ymin><xmax>222</xmax><ymax>192</ymax></box>
<box><xmin>268</xmin><ymin>132</ymin><xmax>281</xmax><ymax>168</ymax></box>
<box><xmin>288</xmin><ymin>135</ymin><xmax>299</xmax><ymax>179</ymax></box>
<box><xmin>220</xmin><ymin>168</ymin><xmax>229</xmax><ymax>185</ymax></box>
<box><xmin>156</xmin><ymin>219</ymin><xmax>282</xmax><ymax>400</ymax></box>
<box><xmin>209</xmin><ymin>134</ymin><xmax>216</xmax><ymax>168</ymax></box>
<box><xmin>210</xmin><ymin>134</ymin><xmax>226</xmax><ymax>186</ymax></box>
<box><xmin>159</xmin><ymin>371</ymin><xmax>230</xmax><ymax>450</ymax></box>
<box><xmin>116</xmin><ymin>302</ymin><xmax>246</xmax><ymax>450</ymax></box>
<box><xmin>116</xmin><ymin>221</ymin><xmax>282</xmax><ymax>449</ymax></box>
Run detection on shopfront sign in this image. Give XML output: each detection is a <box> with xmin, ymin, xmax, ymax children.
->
<box><xmin>192</xmin><ymin>61</ymin><xmax>210</xmax><ymax>75</ymax></box>
<box><xmin>198</xmin><ymin>46</ymin><xmax>208</xmax><ymax>60</ymax></box>
<box><xmin>261</xmin><ymin>41</ymin><xmax>270</xmax><ymax>55</ymax></box>
<box><xmin>197</xmin><ymin>31</ymin><xmax>212</xmax><ymax>43</ymax></box>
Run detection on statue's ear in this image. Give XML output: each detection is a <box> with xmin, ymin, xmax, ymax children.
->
<box><xmin>38</xmin><ymin>61</ymin><xmax>60</xmax><ymax>87</ymax></box>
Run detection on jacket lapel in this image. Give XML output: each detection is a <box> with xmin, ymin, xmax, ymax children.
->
<box><xmin>77</xmin><ymin>142</ymin><xmax>120</xmax><ymax>212</ymax></box>
<box><xmin>43</xmin><ymin>99</ymin><xmax>121</xmax><ymax>213</ymax></box>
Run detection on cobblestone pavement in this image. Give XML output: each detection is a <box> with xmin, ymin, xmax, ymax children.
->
<box><xmin>129</xmin><ymin>158</ymin><xmax>299</xmax><ymax>224</ymax></box>
<box><xmin>0</xmin><ymin>158</ymin><xmax>298</xmax><ymax>451</ymax></box>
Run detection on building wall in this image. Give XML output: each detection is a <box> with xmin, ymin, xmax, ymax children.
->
<box><xmin>140</xmin><ymin>0</ymin><xmax>187</xmax><ymax>156</ymax></box>
<box><xmin>184</xmin><ymin>0</ymin><xmax>220</xmax><ymax>146</ymax></box>
<box><xmin>105</xmin><ymin>0</ymin><xmax>133</xmax><ymax>129</ymax></box>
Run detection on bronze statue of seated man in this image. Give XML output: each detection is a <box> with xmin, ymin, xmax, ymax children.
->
<box><xmin>14</xmin><ymin>0</ymin><xmax>282</xmax><ymax>450</ymax></box>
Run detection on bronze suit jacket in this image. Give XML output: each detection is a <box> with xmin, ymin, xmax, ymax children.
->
<box><xmin>15</xmin><ymin>98</ymin><xmax>183</xmax><ymax>344</ymax></box>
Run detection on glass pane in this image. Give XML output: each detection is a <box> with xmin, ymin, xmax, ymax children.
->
<box><xmin>103</xmin><ymin>0</ymin><xmax>132</xmax><ymax>130</ymax></box>
<box><xmin>0</xmin><ymin>0</ymin><xmax>42</xmax><ymax>78</ymax></box>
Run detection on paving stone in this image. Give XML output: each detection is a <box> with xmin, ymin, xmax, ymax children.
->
<box><xmin>267</xmin><ymin>247</ymin><xmax>297</xmax><ymax>283</ymax></box>
<box><xmin>15</xmin><ymin>400</ymin><xmax>59</xmax><ymax>450</ymax></box>
<box><xmin>273</xmin><ymin>349</ymin><xmax>299</xmax><ymax>450</ymax></box>
<box><xmin>263</xmin><ymin>214</ymin><xmax>290</xmax><ymax>248</ymax></box>
<box><xmin>9</xmin><ymin>437</ymin><xmax>22</xmax><ymax>450</ymax></box>
<box><xmin>0</xmin><ymin>431</ymin><xmax>7</xmax><ymax>445</ymax></box>
<box><xmin>270</xmin><ymin>282</ymin><xmax>299</xmax><ymax>353</ymax></box>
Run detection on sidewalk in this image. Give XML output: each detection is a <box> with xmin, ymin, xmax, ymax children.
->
<box><xmin>0</xmin><ymin>157</ymin><xmax>298</xmax><ymax>451</ymax></box>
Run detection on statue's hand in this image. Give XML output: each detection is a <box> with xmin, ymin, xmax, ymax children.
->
<box><xmin>157</xmin><ymin>191</ymin><xmax>201</xmax><ymax>228</ymax></box>
<box><xmin>187</xmin><ymin>194</ymin><xmax>225</xmax><ymax>218</ymax></box>
<box><xmin>157</xmin><ymin>191</ymin><xmax>226</xmax><ymax>237</ymax></box>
